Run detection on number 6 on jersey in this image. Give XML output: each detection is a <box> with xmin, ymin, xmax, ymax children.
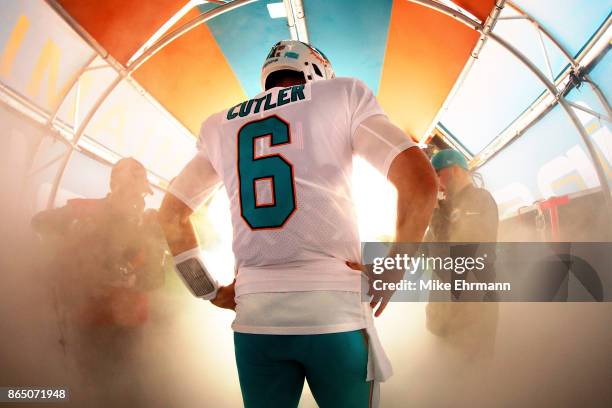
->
<box><xmin>237</xmin><ymin>115</ymin><xmax>297</xmax><ymax>229</ymax></box>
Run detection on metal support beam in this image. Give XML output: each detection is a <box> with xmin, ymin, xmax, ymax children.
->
<box><xmin>471</xmin><ymin>4</ymin><xmax>611</xmax><ymax>172</ymax></box>
<box><xmin>42</xmin><ymin>0</ymin><xmax>612</xmax><ymax>213</ymax></box>
<box><xmin>436</xmin><ymin>125</ymin><xmax>474</xmax><ymax>160</ymax></box>
<box><xmin>129</xmin><ymin>0</ymin><xmax>257</xmax><ymax>72</ymax></box>
<box><xmin>420</xmin><ymin>0</ymin><xmax>505</xmax><ymax>142</ymax></box>
<box><xmin>534</xmin><ymin>26</ymin><xmax>554</xmax><ymax>81</ymax></box>
<box><xmin>506</xmin><ymin>2</ymin><xmax>576</xmax><ymax>65</ymax></box>
<box><xmin>409</xmin><ymin>0</ymin><xmax>480</xmax><ymax>29</ymax></box>
<box><xmin>497</xmin><ymin>16</ymin><xmax>526</xmax><ymax>21</ymax></box>
<box><xmin>128</xmin><ymin>0</ymin><xmax>204</xmax><ymax>66</ymax></box>
<box><xmin>25</xmin><ymin>53</ymin><xmax>96</xmax><ymax>179</ymax></box>
<box><xmin>408</xmin><ymin>0</ymin><xmax>612</xmax><ymax>213</ymax></box>
<box><xmin>27</xmin><ymin>152</ymin><xmax>70</xmax><ymax>178</ymax></box>
<box><xmin>474</xmin><ymin>99</ymin><xmax>557</xmax><ymax>167</ymax></box>
<box><xmin>583</xmin><ymin>74</ymin><xmax>612</xmax><ymax>118</ymax></box>
<box><xmin>565</xmin><ymin>100</ymin><xmax>612</xmax><ymax>123</ymax></box>
<box><xmin>506</xmin><ymin>0</ymin><xmax>612</xmax><ymax>117</ymax></box>
<box><xmin>44</xmin><ymin>0</ymin><xmax>255</xmax><ymax>209</ymax></box>
<box><xmin>284</xmin><ymin>0</ymin><xmax>309</xmax><ymax>43</ymax></box>
<box><xmin>487</xmin><ymin>32</ymin><xmax>611</xmax><ymax>211</ymax></box>
<box><xmin>48</xmin><ymin>53</ymin><xmax>97</xmax><ymax>126</ymax></box>
<box><xmin>45</xmin><ymin>74</ymin><xmax>122</xmax><ymax>209</ymax></box>
<box><xmin>461</xmin><ymin>4</ymin><xmax>610</xmax><ymax>168</ymax></box>
<box><xmin>472</xmin><ymin>49</ymin><xmax>611</xmax><ymax>170</ymax></box>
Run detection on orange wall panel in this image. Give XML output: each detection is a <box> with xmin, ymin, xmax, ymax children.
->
<box><xmin>378</xmin><ymin>0</ymin><xmax>483</xmax><ymax>139</ymax></box>
<box><xmin>57</xmin><ymin>0</ymin><xmax>184</xmax><ymax>65</ymax></box>
<box><xmin>454</xmin><ymin>0</ymin><xmax>496</xmax><ymax>23</ymax></box>
<box><xmin>133</xmin><ymin>19</ymin><xmax>246</xmax><ymax>136</ymax></box>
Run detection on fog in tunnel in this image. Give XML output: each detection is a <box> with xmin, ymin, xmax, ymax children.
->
<box><xmin>0</xmin><ymin>78</ymin><xmax>610</xmax><ymax>408</ymax></box>
<box><xmin>0</xmin><ymin>126</ymin><xmax>610</xmax><ymax>406</ymax></box>
<box><xmin>1</xmin><ymin>244</ymin><xmax>611</xmax><ymax>408</ymax></box>
<box><xmin>1</xmin><ymin>0</ymin><xmax>611</xmax><ymax>406</ymax></box>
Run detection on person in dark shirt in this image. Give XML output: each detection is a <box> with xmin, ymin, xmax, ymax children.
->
<box><xmin>429</xmin><ymin>149</ymin><xmax>498</xmax><ymax>242</ymax></box>
<box><xmin>426</xmin><ymin>149</ymin><xmax>499</xmax><ymax>360</ymax></box>
<box><xmin>32</xmin><ymin>158</ymin><xmax>167</xmax><ymax>314</ymax></box>
<box><xmin>32</xmin><ymin>157</ymin><xmax>168</xmax><ymax>406</ymax></box>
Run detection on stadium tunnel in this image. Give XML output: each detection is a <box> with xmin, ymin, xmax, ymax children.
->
<box><xmin>1</xmin><ymin>1</ymin><xmax>611</xmax><ymax>407</ymax></box>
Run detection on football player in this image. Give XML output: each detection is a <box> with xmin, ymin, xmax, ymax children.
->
<box><xmin>159</xmin><ymin>40</ymin><xmax>437</xmax><ymax>408</ymax></box>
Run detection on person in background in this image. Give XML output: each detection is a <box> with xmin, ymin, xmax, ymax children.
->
<box><xmin>32</xmin><ymin>157</ymin><xmax>169</xmax><ymax>407</ymax></box>
<box><xmin>428</xmin><ymin>149</ymin><xmax>498</xmax><ymax>242</ymax></box>
<box><xmin>425</xmin><ymin>149</ymin><xmax>499</xmax><ymax>360</ymax></box>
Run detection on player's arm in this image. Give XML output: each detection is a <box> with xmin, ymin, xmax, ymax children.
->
<box><xmin>159</xmin><ymin>193</ymin><xmax>234</xmax><ymax>309</ymax></box>
<box><xmin>158</xmin><ymin>150</ymin><xmax>236</xmax><ymax>310</ymax></box>
<box><xmin>350</xmin><ymin>114</ymin><xmax>438</xmax><ymax>243</ymax></box>
<box><xmin>388</xmin><ymin>146</ymin><xmax>438</xmax><ymax>243</ymax></box>
<box><xmin>158</xmin><ymin>194</ymin><xmax>198</xmax><ymax>255</ymax></box>
<box><xmin>346</xmin><ymin>80</ymin><xmax>439</xmax><ymax>233</ymax></box>
<box><xmin>348</xmin><ymin>114</ymin><xmax>438</xmax><ymax>316</ymax></box>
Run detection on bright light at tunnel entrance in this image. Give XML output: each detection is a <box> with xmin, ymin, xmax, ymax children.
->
<box><xmin>203</xmin><ymin>188</ymin><xmax>235</xmax><ymax>284</ymax></box>
<box><xmin>352</xmin><ymin>157</ymin><xmax>398</xmax><ymax>241</ymax></box>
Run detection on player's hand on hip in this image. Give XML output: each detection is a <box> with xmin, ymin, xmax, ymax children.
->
<box><xmin>210</xmin><ymin>279</ymin><xmax>236</xmax><ymax>311</ymax></box>
<box><xmin>346</xmin><ymin>261</ymin><xmax>400</xmax><ymax>318</ymax></box>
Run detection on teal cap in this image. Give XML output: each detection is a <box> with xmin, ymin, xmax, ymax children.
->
<box><xmin>431</xmin><ymin>149</ymin><xmax>468</xmax><ymax>171</ymax></box>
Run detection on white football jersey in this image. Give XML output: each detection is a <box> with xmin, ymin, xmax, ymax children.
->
<box><xmin>169</xmin><ymin>77</ymin><xmax>415</xmax><ymax>296</ymax></box>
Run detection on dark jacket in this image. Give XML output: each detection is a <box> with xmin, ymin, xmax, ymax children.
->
<box><xmin>430</xmin><ymin>184</ymin><xmax>499</xmax><ymax>243</ymax></box>
<box><xmin>32</xmin><ymin>197</ymin><xmax>167</xmax><ymax>327</ymax></box>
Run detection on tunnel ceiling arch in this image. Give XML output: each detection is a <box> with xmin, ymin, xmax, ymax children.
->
<box><xmin>49</xmin><ymin>0</ymin><xmax>496</xmax><ymax>138</ymax></box>
<box><xmin>1</xmin><ymin>0</ymin><xmax>610</xmax><ymax>215</ymax></box>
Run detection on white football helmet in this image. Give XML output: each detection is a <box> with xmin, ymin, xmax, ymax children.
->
<box><xmin>261</xmin><ymin>40</ymin><xmax>335</xmax><ymax>90</ymax></box>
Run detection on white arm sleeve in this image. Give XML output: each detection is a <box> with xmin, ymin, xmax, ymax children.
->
<box><xmin>349</xmin><ymin>78</ymin><xmax>386</xmax><ymax>136</ymax></box>
<box><xmin>353</xmin><ymin>114</ymin><xmax>417</xmax><ymax>178</ymax></box>
<box><xmin>167</xmin><ymin>146</ymin><xmax>221</xmax><ymax>211</ymax></box>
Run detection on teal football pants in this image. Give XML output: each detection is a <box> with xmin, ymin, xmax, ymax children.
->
<box><xmin>234</xmin><ymin>330</ymin><xmax>372</xmax><ymax>408</ymax></box>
